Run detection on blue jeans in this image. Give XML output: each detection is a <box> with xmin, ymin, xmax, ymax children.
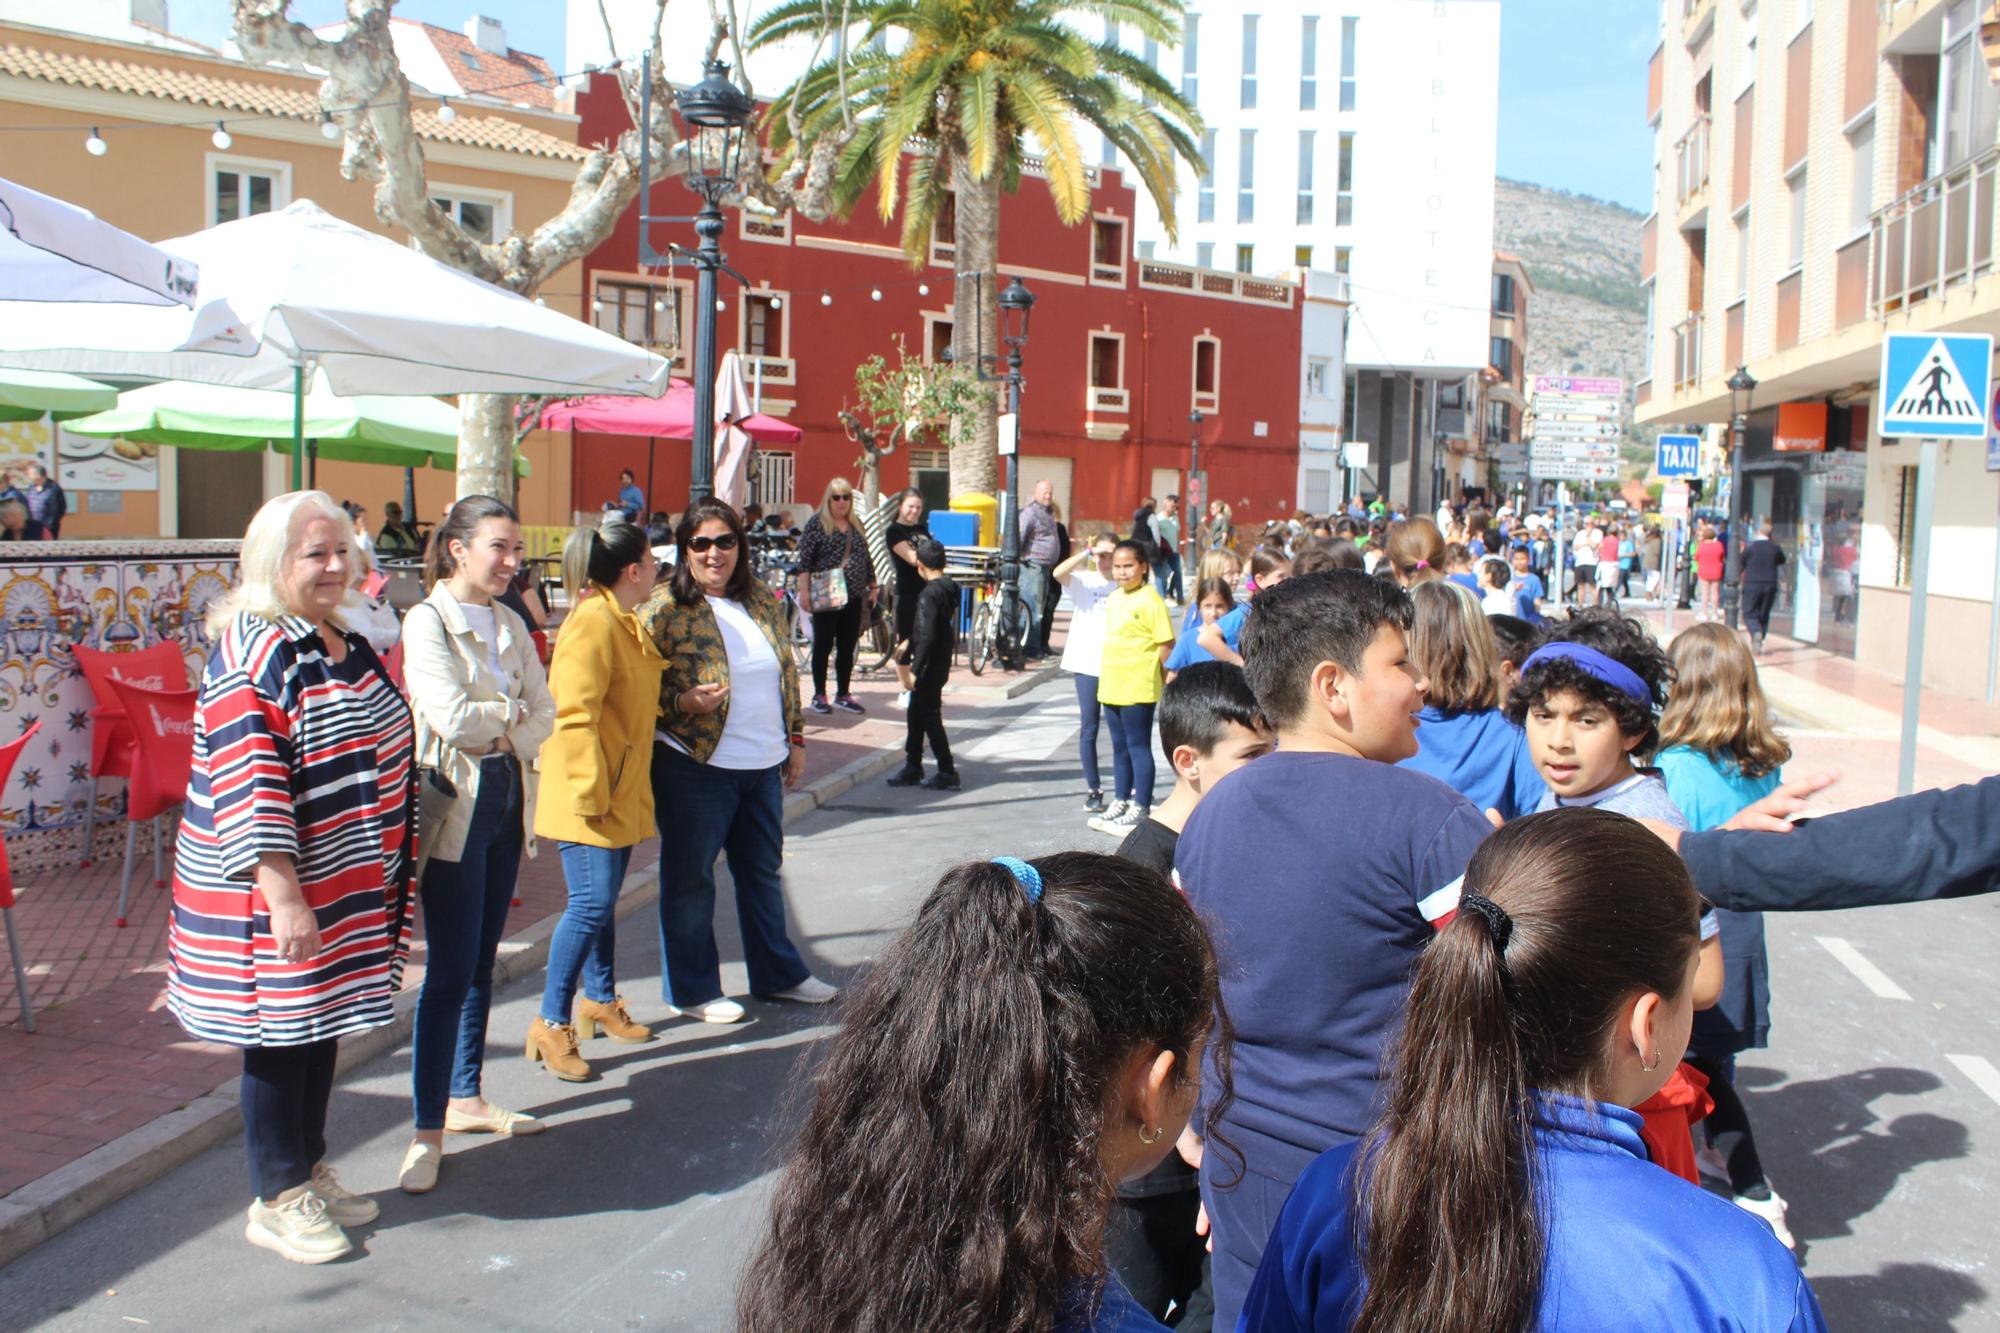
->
<box><xmin>1155</xmin><ymin>550</ymin><xmax>1184</xmax><ymax>601</ymax></box>
<box><xmin>654</xmin><ymin>744</ymin><xmax>811</xmax><ymax>1007</ymax></box>
<box><xmin>412</xmin><ymin>755</ymin><xmax>522</xmax><ymax>1129</ymax></box>
<box><xmin>1104</xmin><ymin>701</ymin><xmax>1157</xmax><ymax>808</ymax></box>
<box><xmin>1019</xmin><ymin>562</ymin><xmax>1052</xmax><ymax>656</ymax></box>
<box><xmin>1074</xmin><ymin>672</ymin><xmax>1102</xmax><ymax>792</ymax></box>
<box><xmin>539</xmin><ymin>841</ymin><xmax>633</xmax><ymax>1025</ymax></box>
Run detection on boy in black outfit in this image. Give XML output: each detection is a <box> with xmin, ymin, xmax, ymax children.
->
<box><xmin>888</xmin><ymin>536</ymin><xmax>961</xmax><ymax>790</ymax></box>
<box><xmin>1108</xmin><ymin>661</ymin><xmax>1273</xmax><ymax>1330</ymax></box>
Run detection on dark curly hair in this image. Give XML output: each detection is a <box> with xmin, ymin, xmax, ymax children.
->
<box><xmin>1503</xmin><ymin>606</ymin><xmax>1675</xmax><ymax>756</ymax></box>
<box><xmin>738</xmin><ymin>852</ymin><xmax>1235</xmax><ymax>1333</ymax></box>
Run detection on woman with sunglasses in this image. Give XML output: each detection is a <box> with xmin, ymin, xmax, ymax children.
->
<box><xmin>639</xmin><ymin>499</ymin><xmax>836</xmax><ymax>1024</ymax></box>
<box><xmin>795</xmin><ymin>478</ymin><xmax>878</xmax><ymax>715</ymax></box>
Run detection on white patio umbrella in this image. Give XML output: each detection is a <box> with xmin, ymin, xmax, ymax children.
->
<box><xmin>0</xmin><ymin>175</ymin><xmax>198</xmax><ymax>306</ymax></box>
<box><xmin>714</xmin><ymin>349</ymin><xmax>756</xmax><ymax>509</ymax></box>
<box><xmin>0</xmin><ymin>199</ymin><xmax>668</xmax><ymax>483</ymax></box>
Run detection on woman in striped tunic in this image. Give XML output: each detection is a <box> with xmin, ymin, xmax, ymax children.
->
<box><xmin>167</xmin><ymin>490</ymin><xmax>417</xmax><ymax>1265</ymax></box>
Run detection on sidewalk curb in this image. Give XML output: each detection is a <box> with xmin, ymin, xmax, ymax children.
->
<box><xmin>0</xmin><ymin>741</ymin><xmax>906</xmax><ymax>1271</ymax></box>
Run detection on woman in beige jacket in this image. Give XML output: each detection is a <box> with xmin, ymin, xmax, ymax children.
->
<box><xmin>396</xmin><ymin>497</ymin><xmax>556</xmax><ymax>1194</ymax></box>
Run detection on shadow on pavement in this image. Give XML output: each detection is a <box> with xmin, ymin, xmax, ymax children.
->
<box><xmin>1808</xmin><ymin>1262</ymin><xmax>1987</xmax><ymax>1330</ymax></box>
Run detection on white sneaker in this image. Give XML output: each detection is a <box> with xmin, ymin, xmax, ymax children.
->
<box><xmin>894</xmin><ymin>690</ymin><xmax>911</xmax><ymax>710</ymax></box>
<box><xmin>665</xmin><ymin>997</ymin><xmax>747</xmax><ymax>1024</ymax></box>
<box><xmin>245</xmin><ymin>1185</ymin><xmax>352</xmax><ymax>1264</ymax></box>
<box><xmin>309</xmin><ymin>1163</ymin><xmax>379</xmax><ymax>1226</ymax></box>
<box><xmin>1087</xmin><ymin>800</ymin><xmax>1130</xmax><ymax>834</ymax></box>
<box><xmin>765</xmin><ymin>976</ymin><xmax>840</xmax><ymax>1005</ymax></box>
<box><xmin>1733</xmin><ymin>1189</ymin><xmax>1796</xmax><ymax>1251</ymax></box>
<box><xmin>1694</xmin><ymin>1142</ymin><xmax>1729</xmax><ymax>1186</ymax></box>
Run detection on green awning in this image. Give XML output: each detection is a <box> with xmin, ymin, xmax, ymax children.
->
<box><xmin>0</xmin><ymin>368</ymin><xmax>120</xmax><ymax>422</ymax></box>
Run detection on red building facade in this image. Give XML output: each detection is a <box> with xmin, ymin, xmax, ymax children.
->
<box><xmin>570</xmin><ymin>75</ymin><xmax>1304</xmax><ymax>532</ymax></box>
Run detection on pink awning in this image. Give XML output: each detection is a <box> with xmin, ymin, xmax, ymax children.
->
<box><xmin>538</xmin><ymin>381</ymin><xmax>802</xmax><ymax>443</ymax></box>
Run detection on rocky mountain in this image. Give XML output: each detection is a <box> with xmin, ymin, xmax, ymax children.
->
<box><xmin>1493</xmin><ymin>177</ymin><xmax>1652</xmax><ymax>473</ymax></box>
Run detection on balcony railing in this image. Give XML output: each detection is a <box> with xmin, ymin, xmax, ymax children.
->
<box><xmin>1088</xmin><ymin>386</ymin><xmax>1131</xmax><ymax>413</ymax></box>
<box><xmin>1684</xmin><ymin>0</ymin><xmax>1716</xmax><ymax>43</ymax></box>
<box><xmin>1870</xmin><ymin>144</ymin><xmax>2000</xmax><ymax>318</ymax></box>
<box><xmin>1675</xmin><ymin>116</ymin><xmax>1710</xmax><ymax>209</ymax></box>
<box><xmin>1136</xmin><ymin>260</ymin><xmax>1297</xmax><ymax>307</ymax></box>
<box><xmin>738</xmin><ymin>354</ymin><xmax>796</xmax><ymax>386</ymax></box>
<box><xmin>1672</xmin><ymin>313</ymin><xmax>1703</xmax><ymax>392</ymax></box>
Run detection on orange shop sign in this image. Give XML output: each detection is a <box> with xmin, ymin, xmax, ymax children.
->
<box><xmin>1773</xmin><ymin>402</ymin><xmax>1827</xmax><ymax>453</ymax></box>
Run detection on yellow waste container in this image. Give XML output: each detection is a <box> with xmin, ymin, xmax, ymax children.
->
<box><xmin>949</xmin><ymin>491</ymin><xmax>999</xmax><ymax>548</ymax></box>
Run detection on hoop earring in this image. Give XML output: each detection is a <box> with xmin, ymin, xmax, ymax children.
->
<box><xmin>1138</xmin><ymin>1125</ymin><xmax>1164</xmax><ymax>1146</ymax></box>
<box><xmin>1642</xmin><ymin>1049</ymin><xmax>1662</xmax><ymax>1073</ymax></box>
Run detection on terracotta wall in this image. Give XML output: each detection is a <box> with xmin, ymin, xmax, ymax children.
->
<box><xmin>1784</xmin><ymin>30</ymin><xmax>1813</xmax><ymax>170</ymax></box>
<box><xmin>1845</xmin><ymin>0</ymin><xmax>1878</xmax><ymax>122</ymax></box>
<box><xmin>1733</xmin><ymin>90</ymin><xmax>1757</xmax><ymax>212</ymax></box>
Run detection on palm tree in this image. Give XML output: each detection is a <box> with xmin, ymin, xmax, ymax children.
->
<box><xmin>749</xmin><ymin>0</ymin><xmax>1203</xmax><ymax>496</ymax></box>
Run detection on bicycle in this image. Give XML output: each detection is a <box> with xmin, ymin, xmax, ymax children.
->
<box><xmin>749</xmin><ymin>536</ymin><xmax>812</xmax><ymax>674</ymax></box>
<box><xmin>964</xmin><ymin>555</ymin><xmax>1028</xmax><ymax>676</ymax></box>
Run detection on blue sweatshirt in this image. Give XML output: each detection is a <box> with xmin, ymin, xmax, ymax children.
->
<box><xmin>1398</xmin><ymin>706</ymin><xmax>1547</xmax><ymax>821</ymax></box>
<box><xmin>1242</xmin><ymin>1094</ymin><xmax>1826</xmax><ymax>1331</ymax></box>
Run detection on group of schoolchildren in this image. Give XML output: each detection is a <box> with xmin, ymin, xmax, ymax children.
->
<box><xmin>730</xmin><ymin>535</ymin><xmax>1827</xmax><ymax>1329</ymax></box>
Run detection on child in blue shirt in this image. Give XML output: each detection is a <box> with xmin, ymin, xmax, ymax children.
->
<box><xmin>1508</xmin><ymin>544</ymin><xmax>1546</xmax><ymax>624</ymax></box>
<box><xmin>1163</xmin><ymin>577</ymin><xmax>1236</xmax><ymax>676</ymax></box>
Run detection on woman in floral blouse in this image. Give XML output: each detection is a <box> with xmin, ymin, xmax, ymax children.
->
<box><xmin>793</xmin><ymin>477</ymin><xmax>877</xmax><ymax>715</ymax></box>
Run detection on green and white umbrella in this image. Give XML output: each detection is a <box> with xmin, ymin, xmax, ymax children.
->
<box><xmin>0</xmin><ymin>368</ymin><xmax>119</xmax><ymax>422</ymax></box>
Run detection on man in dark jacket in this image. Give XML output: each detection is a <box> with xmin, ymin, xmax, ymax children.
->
<box><xmin>1739</xmin><ymin>520</ymin><xmax>1788</xmax><ymax>652</ymax></box>
<box><xmin>22</xmin><ymin>464</ymin><xmax>64</xmax><ymax>539</ymax></box>
<box><xmin>887</xmin><ymin>536</ymin><xmax>961</xmax><ymax>791</ymax></box>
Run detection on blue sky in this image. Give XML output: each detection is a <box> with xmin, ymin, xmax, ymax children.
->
<box><xmin>176</xmin><ymin>0</ymin><xmax>1656</xmax><ymax>212</ymax></box>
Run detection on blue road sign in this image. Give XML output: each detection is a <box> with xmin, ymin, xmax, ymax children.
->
<box><xmin>1656</xmin><ymin>433</ymin><xmax>1700</xmax><ymax>478</ymax></box>
<box><xmin>1879</xmin><ymin>331</ymin><xmax>1994</xmax><ymax>439</ymax></box>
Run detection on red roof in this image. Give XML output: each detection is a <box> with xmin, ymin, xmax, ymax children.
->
<box><xmin>412</xmin><ymin>19</ymin><xmax>557</xmax><ymax>109</ymax></box>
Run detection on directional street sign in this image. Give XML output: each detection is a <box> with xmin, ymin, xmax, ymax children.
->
<box><xmin>1879</xmin><ymin>331</ymin><xmax>1993</xmax><ymax>439</ymax></box>
<box><xmin>1656</xmin><ymin>433</ymin><xmax>1701</xmax><ymax>478</ymax></box>
<box><xmin>1533</xmin><ymin>375</ymin><xmax>1624</xmax><ymax>397</ymax></box>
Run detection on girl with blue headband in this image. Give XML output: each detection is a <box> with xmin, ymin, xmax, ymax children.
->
<box><xmin>738</xmin><ymin>852</ymin><xmax>1235</xmax><ymax>1333</ymax></box>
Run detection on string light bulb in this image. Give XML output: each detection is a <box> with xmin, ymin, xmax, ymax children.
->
<box><xmin>715</xmin><ymin>298</ymin><xmax>726</xmax><ymax>312</ymax></box>
<box><xmin>918</xmin><ymin>282</ymin><xmax>929</xmax><ymax>296</ymax></box>
<box><xmin>211</xmin><ymin>121</ymin><xmax>233</xmax><ymax>150</ymax></box>
<box><xmin>319</xmin><ymin>112</ymin><xmax>340</xmax><ymax>140</ymax></box>
<box><xmin>436</xmin><ymin>97</ymin><xmax>457</xmax><ymax>123</ymax></box>
<box><xmin>84</xmin><ymin>127</ymin><xmax>107</xmax><ymax>157</ymax></box>
<box><xmin>870</xmin><ymin>287</ymin><xmax>883</xmax><ymax>301</ymax></box>
<box><xmin>820</xmin><ymin>291</ymin><xmax>832</xmax><ymax>306</ymax></box>
<box><xmin>768</xmin><ymin>295</ymin><xmax>782</xmax><ymax>309</ymax></box>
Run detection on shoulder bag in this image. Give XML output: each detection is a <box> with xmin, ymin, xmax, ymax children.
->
<box><xmin>411</xmin><ymin>603</ymin><xmax>461</xmax><ymax>872</ymax></box>
<box><xmin>809</xmin><ymin>529</ymin><xmax>852</xmax><ymax>612</ymax></box>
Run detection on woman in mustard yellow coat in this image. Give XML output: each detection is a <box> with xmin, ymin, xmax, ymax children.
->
<box><xmin>526</xmin><ymin>520</ymin><xmax>665</xmax><ymax>1082</ymax></box>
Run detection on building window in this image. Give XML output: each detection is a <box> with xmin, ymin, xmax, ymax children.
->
<box><xmin>1101</xmin><ymin>132</ymin><xmax>1117</xmax><ymax>168</ymax></box>
<box><xmin>1300</xmin><ymin>16</ymin><xmax>1318</xmax><ymax>109</ymax></box>
<box><xmin>1786</xmin><ymin>167</ymin><xmax>1807</xmax><ymax>270</ymax></box>
<box><xmin>1485</xmin><ymin>398</ymin><xmax>1510</xmax><ymax>442</ymax></box>
<box><xmin>1735</xmin><ymin>205</ymin><xmax>1751</xmax><ymax>299</ymax></box>
<box><xmin>1643</xmin><ymin>279</ymin><xmax>1656</xmax><ymax>379</ymax></box>
<box><xmin>931</xmin><ymin>192</ymin><xmax>958</xmax><ymax>264</ymax></box>
<box><xmin>1241</xmin><ymin>14</ymin><xmax>1259</xmax><ymax>109</ymax></box>
<box><xmin>1143</xmin><ymin>35</ymin><xmax>1160</xmax><ymax>105</ymax></box>
<box><xmin>1848</xmin><ymin>116</ymin><xmax>1875</xmax><ymax>236</ymax></box>
<box><xmin>924</xmin><ymin>314</ymin><xmax>954</xmax><ymax>364</ymax></box>
<box><xmin>594</xmin><ymin>277</ymin><xmax>686</xmax><ymax>351</ymax></box>
<box><xmin>1335</xmin><ymin>246</ymin><xmax>1352</xmax><ymax>274</ymax></box>
<box><xmin>1196</xmin><ymin>241</ymin><xmax>1215</xmax><ymax>268</ymax></box>
<box><xmin>1090</xmin><ymin>333</ymin><xmax>1123</xmax><ymax>388</ymax></box>
<box><xmin>1343</xmin><ymin>369</ymin><xmax>1361</xmax><ymax>440</ymax></box>
<box><xmin>1492</xmin><ymin>272</ymin><xmax>1517</xmax><ymax>314</ymax></box>
<box><xmin>432</xmin><ymin>189</ymin><xmax>510</xmax><ymax>242</ymax></box>
<box><xmin>1336</xmin><ymin>133</ymin><xmax>1355</xmax><ymax>226</ymax></box>
<box><xmin>1236</xmin><ymin>243</ymin><xmax>1255</xmax><ymax>273</ymax></box>
<box><xmin>209</xmin><ymin>157</ymin><xmax>288</xmax><ymax>226</ymax></box>
<box><xmin>1092</xmin><ymin>217</ymin><xmax>1125</xmax><ymax>281</ymax></box>
<box><xmin>1894</xmin><ymin>465</ymin><xmax>1921</xmax><ymax>585</ymax></box>
<box><xmin>1306</xmin><ymin>356</ymin><xmax>1330</xmax><ymax>398</ymax></box>
<box><xmin>1194</xmin><ymin>336</ymin><xmax>1220</xmax><ymax>409</ymax></box>
<box><xmin>752</xmin><ymin>450</ymin><xmax>795</xmax><ymax>507</ymax></box>
<box><xmin>1182</xmin><ymin>13</ymin><xmax>1199</xmax><ymax>101</ymax></box>
<box><xmin>1296</xmin><ymin>244</ymin><xmax>1314</xmax><ymax>267</ymax></box>
<box><xmin>1238</xmin><ymin>129</ymin><xmax>1257</xmax><ymax>223</ymax></box>
<box><xmin>1198</xmin><ymin>130</ymin><xmax>1217</xmax><ymax>224</ymax></box>
<box><xmin>742</xmin><ymin>291</ymin><xmax>786</xmax><ymax>358</ymax></box>
<box><xmin>1940</xmin><ymin>4</ymin><xmax>1998</xmax><ymax>172</ymax></box>
<box><xmin>1297</xmin><ymin>130</ymin><xmax>1316</xmax><ymax>225</ymax></box>
<box><xmin>1340</xmin><ymin>16</ymin><xmax>1358</xmax><ymax>111</ymax></box>
<box><xmin>1489</xmin><ymin>334</ymin><xmax>1514</xmax><ymax>380</ymax></box>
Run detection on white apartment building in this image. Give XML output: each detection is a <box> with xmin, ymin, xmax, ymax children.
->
<box><xmin>1124</xmin><ymin>0</ymin><xmax>1502</xmax><ymax>510</ymax></box>
<box><xmin>1639</xmin><ymin>0</ymin><xmax>2000</xmax><ymax>696</ymax></box>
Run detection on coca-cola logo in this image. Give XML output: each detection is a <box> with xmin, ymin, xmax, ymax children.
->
<box><xmin>111</xmin><ymin>671</ymin><xmax>167</xmax><ymax>689</ymax></box>
<box><xmin>149</xmin><ymin>711</ymin><xmax>194</xmax><ymax>738</ymax></box>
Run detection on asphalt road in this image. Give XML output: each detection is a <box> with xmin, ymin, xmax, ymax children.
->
<box><xmin>3</xmin><ymin>680</ymin><xmax>1997</xmax><ymax>1331</ymax></box>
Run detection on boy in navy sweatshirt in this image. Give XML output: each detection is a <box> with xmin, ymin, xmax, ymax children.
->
<box><xmin>1174</xmin><ymin>570</ymin><xmax>1492</xmax><ymax>1329</ymax></box>
<box><xmin>887</xmin><ymin>536</ymin><xmax>961</xmax><ymax>791</ymax></box>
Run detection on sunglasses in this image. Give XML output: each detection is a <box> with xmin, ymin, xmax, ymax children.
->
<box><xmin>687</xmin><ymin>533</ymin><xmax>739</xmax><ymax>553</ymax></box>
<box><xmin>830</xmin><ymin>494</ymin><xmax>852</xmax><ymax>503</ymax></box>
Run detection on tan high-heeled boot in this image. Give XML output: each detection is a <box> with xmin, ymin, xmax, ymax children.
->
<box><xmin>525</xmin><ymin>1018</ymin><xmax>591</xmax><ymax>1081</ymax></box>
<box><xmin>576</xmin><ymin>994</ymin><xmax>652</xmax><ymax>1044</ymax></box>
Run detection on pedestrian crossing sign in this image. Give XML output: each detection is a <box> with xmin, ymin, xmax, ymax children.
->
<box><xmin>1879</xmin><ymin>331</ymin><xmax>1993</xmax><ymax>439</ymax></box>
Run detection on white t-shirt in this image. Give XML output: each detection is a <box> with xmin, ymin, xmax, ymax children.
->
<box><xmin>459</xmin><ymin>601</ymin><xmax>507</xmax><ymax>682</ymax></box>
<box><xmin>705</xmin><ymin>595</ymin><xmax>791</xmax><ymax>770</ymax></box>
<box><xmin>1059</xmin><ymin>569</ymin><xmax>1117</xmax><ymax>676</ymax></box>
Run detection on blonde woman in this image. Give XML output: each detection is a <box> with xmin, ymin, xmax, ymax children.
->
<box><xmin>394</xmin><ymin>496</ymin><xmax>556</xmax><ymax>1194</ymax></box>
<box><xmin>166</xmin><ymin>491</ymin><xmax>416</xmax><ymax>1263</ymax></box>
<box><xmin>1396</xmin><ymin>580</ymin><xmax>1546</xmax><ymax>820</ymax></box>
<box><xmin>794</xmin><ymin>478</ymin><xmax>877</xmax><ymax>714</ymax></box>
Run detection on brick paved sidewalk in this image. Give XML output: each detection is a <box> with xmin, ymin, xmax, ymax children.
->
<box><xmin>0</xmin><ymin>621</ymin><xmax>1061</xmax><ymax>1207</ymax></box>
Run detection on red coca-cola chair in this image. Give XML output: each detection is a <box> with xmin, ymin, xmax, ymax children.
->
<box><xmin>104</xmin><ymin>678</ymin><xmax>197</xmax><ymax>928</ymax></box>
<box><xmin>69</xmin><ymin>642</ymin><xmax>192</xmax><ymax>868</ymax></box>
<box><xmin>0</xmin><ymin>722</ymin><xmax>44</xmax><ymax>1031</ymax></box>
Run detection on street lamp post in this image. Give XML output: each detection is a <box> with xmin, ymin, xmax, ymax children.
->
<box><xmin>1187</xmin><ymin>409</ymin><xmax>1203</xmax><ymax>575</ymax></box>
<box><xmin>636</xmin><ymin>55</ymin><xmax>753</xmax><ymax>505</ymax></box>
<box><xmin>993</xmin><ymin>278</ymin><xmax>1035</xmax><ymax>656</ymax></box>
<box><xmin>1721</xmin><ymin>365</ymin><xmax>1757</xmax><ymax>630</ymax></box>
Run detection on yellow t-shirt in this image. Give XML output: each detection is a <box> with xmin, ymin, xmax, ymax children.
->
<box><xmin>1097</xmin><ymin>584</ymin><xmax>1176</xmax><ymax>705</ymax></box>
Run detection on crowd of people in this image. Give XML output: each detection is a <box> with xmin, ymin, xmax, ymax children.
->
<box><xmin>152</xmin><ymin>481</ymin><xmax>1997</xmax><ymax>1331</ymax></box>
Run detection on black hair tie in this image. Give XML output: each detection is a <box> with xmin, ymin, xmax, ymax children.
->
<box><xmin>1459</xmin><ymin>890</ymin><xmax>1513</xmax><ymax>953</ymax></box>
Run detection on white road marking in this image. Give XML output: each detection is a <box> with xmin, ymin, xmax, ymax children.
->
<box><xmin>1816</xmin><ymin>936</ymin><xmax>1912</xmax><ymax>1001</ymax></box>
<box><xmin>1946</xmin><ymin>1054</ymin><xmax>2000</xmax><ymax>1111</ymax></box>
<box><xmin>963</xmin><ymin>706</ymin><xmax>1078</xmax><ymax>762</ymax></box>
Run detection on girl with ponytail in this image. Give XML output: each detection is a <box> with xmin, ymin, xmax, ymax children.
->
<box><xmin>738</xmin><ymin>852</ymin><xmax>1235</xmax><ymax>1333</ymax></box>
<box><xmin>1241</xmin><ymin>808</ymin><xmax>1824</xmax><ymax>1332</ymax></box>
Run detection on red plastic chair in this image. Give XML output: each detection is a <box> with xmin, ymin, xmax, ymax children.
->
<box><xmin>70</xmin><ymin>643</ymin><xmax>193</xmax><ymax>868</ymax></box>
<box><xmin>104</xmin><ymin>679</ymin><xmax>197</xmax><ymax>928</ymax></box>
<box><xmin>1</xmin><ymin>722</ymin><xmax>44</xmax><ymax>1032</ymax></box>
